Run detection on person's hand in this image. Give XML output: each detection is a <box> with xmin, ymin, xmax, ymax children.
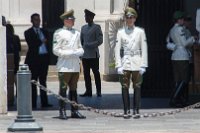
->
<box><xmin>193</xmin><ymin>35</ymin><xmax>199</xmax><ymax>44</ymax></box>
<box><xmin>166</xmin><ymin>42</ymin><xmax>176</xmax><ymax>51</ymax></box>
<box><xmin>117</xmin><ymin>67</ymin><xmax>124</xmax><ymax>75</ymax></box>
<box><xmin>73</xmin><ymin>50</ymin><xmax>82</xmax><ymax>57</ymax></box>
<box><xmin>71</xmin><ymin>53</ymin><xmax>78</xmax><ymax>57</ymax></box>
<box><xmin>139</xmin><ymin>67</ymin><xmax>146</xmax><ymax>75</ymax></box>
<box><xmin>71</xmin><ymin>51</ymin><xmax>79</xmax><ymax>57</ymax></box>
<box><xmin>194</xmin><ymin>35</ymin><xmax>199</xmax><ymax>41</ymax></box>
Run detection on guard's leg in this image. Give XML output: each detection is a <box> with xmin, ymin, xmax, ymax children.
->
<box><xmin>170</xmin><ymin>81</ymin><xmax>185</xmax><ymax>107</ymax></box>
<box><xmin>133</xmin><ymin>87</ymin><xmax>141</xmax><ymax>115</ymax></box>
<box><xmin>179</xmin><ymin>61</ymin><xmax>190</xmax><ymax>106</ymax></box>
<box><xmin>132</xmin><ymin>71</ymin><xmax>142</xmax><ymax>116</ymax></box>
<box><xmin>120</xmin><ymin>71</ymin><xmax>131</xmax><ymax>119</ymax></box>
<box><xmin>171</xmin><ymin>61</ymin><xmax>190</xmax><ymax>107</ymax></box>
<box><xmin>81</xmin><ymin>59</ymin><xmax>92</xmax><ymax>97</ymax></box>
<box><xmin>178</xmin><ymin>81</ymin><xmax>188</xmax><ymax>106</ymax></box>
<box><xmin>58</xmin><ymin>72</ymin><xmax>67</xmax><ymax>119</ymax></box>
<box><xmin>91</xmin><ymin>58</ymin><xmax>101</xmax><ymax>97</ymax></box>
<box><xmin>169</xmin><ymin>82</ymin><xmax>179</xmax><ymax>106</ymax></box>
<box><xmin>69</xmin><ymin>73</ymin><xmax>86</xmax><ymax>119</ymax></box>
<box><xmin>70</xmin><ymin>90</ymin><xmax>86</xmax><ymax>119</ymax></box>
<box><xmin>122</xmin><ymin>88</ymin><xmax>130</xmax><ymax>118</ymax></box>
<box><xmin>182</xmin><ymin>83</ymin><xmax>189</xmax><ymax>105</ymax></box>
<box><xmin>59</xmin><ymin>90</ymin><xmax>67</xmax><ymax>119</ymax></box>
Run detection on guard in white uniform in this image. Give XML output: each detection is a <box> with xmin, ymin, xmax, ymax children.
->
<box><xmin>115</xmin><ymin>7</ymin><xmax>148</xmax><ymax>118</ymax></box>
<box><xmin>53</xmin><ymin>9</ymin><xmax>86</xmax><ymax>119</ymax></box>
<box><xmin>166</xmin><ymin>11</ymin><xmax>195</xmax><ymax>107</ymax></box>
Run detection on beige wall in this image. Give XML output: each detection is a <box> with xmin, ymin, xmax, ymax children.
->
<box><xmin>0</xmin><ymin>0</ymin><xmax>7</xmax><ymax>114</ymax></box>
<box><xmin>2</xmin><ymin>0</ymin><xmax>42</xmax><ymax>39</ymax></box>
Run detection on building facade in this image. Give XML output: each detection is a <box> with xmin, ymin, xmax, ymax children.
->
<box><xmin>1</xmin><ymin>0</ymin><xmax>200</xmax><ymax>113</ymax></box>
<box><xmin>0</xmin><ymin>0</ymin><xmax>7</xmax><ymax>114</ymax></box>
<box><xmin>0</xmin><ymin>0</ymin><xmax>128</xmax><ymax>112</ymax></box>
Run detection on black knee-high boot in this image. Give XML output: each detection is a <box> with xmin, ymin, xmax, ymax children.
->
<box><xmin>170</xmin><ymin>81</ymin><xmax>187</xmax><ymax>107</ymax></box>
<box><xmin>69</xmin><ymin>90</ymin><xmax>86</xmax><ymax>119</ymax></box>
<box><xmin>179</xmin><ymin>82</ymin><xmax>189</xmax><ymax>106</ymax></box>
<box><xmin>59</xmin><ymin>89</ymin><xmax>67</xmax><ymax>119</ymax></box>
<box><xmin>59</xmin><ymin>100</ymin><xmax>67</xmax><ymax>119</ymax></box>
<box><xmin>122</xmin><ymin>89</ymin><xmax>130</xmax><ymax>118</ymax></box>
<box><xmin>169</xmin><ymin>82</ymin><xmax>180</xmax><ymax>106</ymax></box>
<box><xmin>133</xmin><ymin>87</ymin><xmax>141</xmax><ymax>115</ymax></box>
<box><xmin>183</xmin><ymin>83</ymin><xmax>189</xmax><ymax>104</ymax></box>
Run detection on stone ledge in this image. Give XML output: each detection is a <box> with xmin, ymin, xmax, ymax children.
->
<box><xmin>103</xmin><ymin>74</ymin><xmax>119</xmax><ymax>82</ymax></box>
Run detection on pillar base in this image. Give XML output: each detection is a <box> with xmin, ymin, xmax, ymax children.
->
<box><xmin>7</xmin><ymin>119</ymin><xmax>43</xmax><ymax>132</ymax></box>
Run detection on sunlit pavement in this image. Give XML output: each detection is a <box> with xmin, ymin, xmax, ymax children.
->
<box><xmin>1</xmin><ymin>81</ymin><xmax>200</xmax><ymax>133</ymax></box>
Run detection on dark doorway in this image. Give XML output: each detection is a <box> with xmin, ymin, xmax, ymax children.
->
<box><xmin>42</xmin><ymin>0</ymin><xmax>64</xmax><ymax>65</ymax></box>
<box><xmin>133</xmin><ymin>0</ymin><xmax>184</xmax><ymax>97</ymax></box>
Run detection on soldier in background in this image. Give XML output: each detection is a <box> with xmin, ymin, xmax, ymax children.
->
<box><xmin>6</xmin><ymin>23</ymin><xmax>21</xmax><ymax>97</ymax></box>
<box><xmin>53</xmin><ymin>9</ymin><xmax>86</xmax><ymax>119</ymax></box>
<box><xmin>166</xmin><ymin>11</ymin><xmax>196</xmax><ymax>107</ymax></box>
<box><xmin>6</xmin><ymin>23</ymin><xmax>21</xmax><ymax>77</ymax></box>
<box><xmin>79</xmin><ymin>9</ymin><xmax>103</xmax><ymax>97</ymax></box>
<box><xmin>115</xmin><ymin>7</ymin><xmax>148</xmax><ymax>118</ymax></box>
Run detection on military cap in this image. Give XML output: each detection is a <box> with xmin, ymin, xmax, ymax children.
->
<box><xmin>173</xmin><ymin>11</ymin><xmax>185</xmax><ymax>20</ymax></box>
<box><xmin>60</xmin><ymin>9</ymin><xmax>75</xmax><ymax>20</ymax></box>
<box><xmin>125</xmin><ymin>7</ymin><xmax>138</xmax><ymax>18</ymax></box>
<box><xmin>84</xmin><ymin>9</ymin><xmax>95</xmax><ymax>17</ymax></box>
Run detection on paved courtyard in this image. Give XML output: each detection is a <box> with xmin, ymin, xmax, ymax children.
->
<box><xmin>0</xmin><ymin>81</ymin><xmax>200</xmax><ymax>133</ymax></box>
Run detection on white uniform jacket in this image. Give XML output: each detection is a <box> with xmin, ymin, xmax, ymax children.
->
<box><xmin>168</xmin><ymin>24</ymin><xmax>194</xmax><ymax>60</ymax></box>
<box><xmin>53</xmin><ymin>27</ymin><xmax>84</xmax><ymax>72</ymax></box>
<box><xmin>115</xmin><ymin>26</ymin><xmax>148</xmax><ymax>71</ymax></box>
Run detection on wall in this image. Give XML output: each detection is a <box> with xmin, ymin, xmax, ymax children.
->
<box><xmin>0</xmin><ymin>0</ymin><xmax>7</xmax><ymax>114</ymax></box>
<box><xmin>2</xmin><ymin>0</ymin><xmax>42</xmax><ymax>39</ymax></box>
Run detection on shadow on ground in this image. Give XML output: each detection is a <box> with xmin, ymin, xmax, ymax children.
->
<box><xmin>8</xmin><ymin>93</ymin><xmax>200</xmax><ymax>111</ymax></box>
<box><xmin>8</xmin><ymin>94</ymin><xmax>172</xmax><ymax>111</ymax></box>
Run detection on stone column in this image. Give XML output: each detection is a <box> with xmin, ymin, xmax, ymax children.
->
<box><xmin>94</xmin><ymin>0</ymin><xmax>128</xmax><ymax>80</ymax></box>
<box><xmin>0</xmin><ymin>0</ymin><xmax>7</xmax><ymax>114</ymax></box>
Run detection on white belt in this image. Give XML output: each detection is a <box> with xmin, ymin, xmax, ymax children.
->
<box><xmin>124</xmin><ymin>50</ymin><xmax>141</xmax><ymax>56</ymax></box>
<box><xmin>176</xmin><ymin>45</ymin><xmax>185</xmax><ymax>48</ymax></box>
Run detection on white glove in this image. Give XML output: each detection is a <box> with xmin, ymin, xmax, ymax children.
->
<box><xmin>71</xmin><ymin>52</ymin><xmax>79</xmax><ymax>58</ymax></box>
<box><xmin>73</xmin><ymin>50</ymin><xmax>83</xmax><ymax>57</ymax></box>
<box><xmin>139</xmin><ymin>67</ymin><xmax>146</xmax><ymax>75</ymax></box>
<box><xmin>166</xmin><ymin>42</ymin><xmax>176</xmax><ymax>51</ymax></box>
<box><xmin>117</xmin><ymin>67</ymin><xmax>124</xmax><ymax>75</ymax></box>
